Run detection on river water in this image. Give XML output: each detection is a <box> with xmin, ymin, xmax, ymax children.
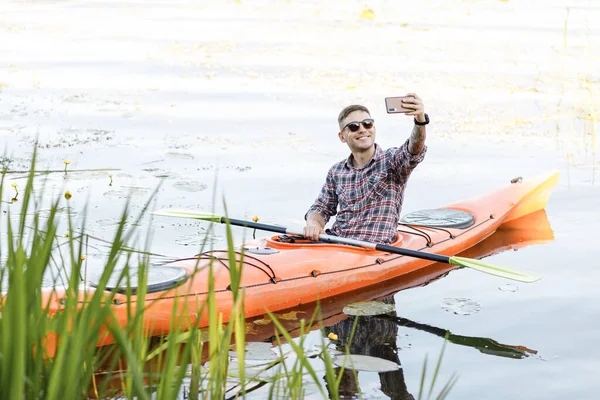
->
<box><xmin>1</xmin><ymin>0</ymin><xmax>599</xmax><ymax>398</ymax></box>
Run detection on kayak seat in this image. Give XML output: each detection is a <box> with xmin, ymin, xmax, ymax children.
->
<box><xmin>274</xmin><ymin>234</ymin><xmax>321</xmax><ymax>244</ymax></box>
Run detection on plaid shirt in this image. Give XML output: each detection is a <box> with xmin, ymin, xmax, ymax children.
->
<box><xmin>306</xmin><ymin>139</ymin><xmax>427</xmax><ymax>244</ymax></box>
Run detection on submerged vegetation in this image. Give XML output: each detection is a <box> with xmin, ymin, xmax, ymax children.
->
<box><xmin>0</xmin><ymin>147</ymin><xmax>455</xmax><ymax>399</ymax></box>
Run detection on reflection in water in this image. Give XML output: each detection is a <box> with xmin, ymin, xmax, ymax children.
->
<box><xmin>378</xmin><ymin>314</ymin><xmax>537</xmax><ymax>360</ymax></box>
<box><xmin>325</xmin><ymin>296</ymin><xmax>413</xmax><ymax>400</ymax></box>
<box><xmin>324</xmin><ymin>294</ymin><xmax>538</xmax><ymax>399</ymax></box>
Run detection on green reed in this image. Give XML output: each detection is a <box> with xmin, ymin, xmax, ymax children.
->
<box><xmin>0</xmin><ymin>145</ymin><xmax>455</xmax><ymax>399</ymax></box>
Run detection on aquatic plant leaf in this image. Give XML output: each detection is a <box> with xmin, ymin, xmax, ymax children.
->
<box><xmin>498</xmin><ymin>284</ymin><xmax>519</xmax><ymax>292</ymax></box>
<box><xmin>276</xmin><ymin>311</ymin><xmax>302</xmax><ymax>320</ymax></box>
<box><xmin>172</xmin><ymin>181</ymin><xmax>207</xmax><ymax>192</ymax></box>
<box><xmin>359</xmin><ymin>8</ymin><xmax>376</xmax><ymax>20</ymax></box>
<box><xmin>441</xmin><ymin>298</ymin><xmax>481</xmax><ymax>316</ymax></box>
<box><xmin>229</xmin><ymin>342</ymin><xmax>277</xmax><ymax>361</ymax></box>
<box><xmin>252</xmin><ymin>318</ymin><xmax>272</xmax><ymax>326</ymax></box>
<box><xmin>342</xmin><ymin>301</ymin><xmax>395</xmax><ymax>316</ymax></box>
<box><xmin>332</xmin><ymin>354</ymin><xmax>401</xmax><ymax>372</ymax></box>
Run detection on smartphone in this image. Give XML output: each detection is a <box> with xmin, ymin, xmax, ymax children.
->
<box><xmin>385</xmin><ymin>96</ymin><xmax>413</xmax><ymax>114</ymax></box>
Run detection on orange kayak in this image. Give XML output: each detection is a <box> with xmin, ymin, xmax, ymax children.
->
<box><xmin>42</xmin><ymin>170</ymin><xmax>559</xmax><ymax>347</ymax></box>
<box><xmin>90</xmin><ymin>208</ymin><xmax>554</xmax><ymax>397</ymax></box>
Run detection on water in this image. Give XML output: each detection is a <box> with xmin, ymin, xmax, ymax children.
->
<box><xmin>1</xmin><ymin>0</ymin><xmax>599</xmax><ymax>398</ymax></box>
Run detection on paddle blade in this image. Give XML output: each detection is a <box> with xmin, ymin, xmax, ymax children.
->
<box><xmin>449</xmin><ymin>256</ymin><xmax>542</xmax><ymax>283</ymax></box>
<box><xmin>151</xmin><ymin>209</ymin><xmax>222</xmax><ymax>223</ymax></box>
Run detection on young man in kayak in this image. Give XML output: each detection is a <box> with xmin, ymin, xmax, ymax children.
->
<box><xmin>303</xmin><ymin>93</ymin><xmax>428</xmax><ymax>244</ymax></box>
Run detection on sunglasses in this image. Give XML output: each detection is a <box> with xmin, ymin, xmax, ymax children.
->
<box><xmin>342</xmin><ymin>119</ymin><xmax>375</xmax><ymax>132</ymax></box>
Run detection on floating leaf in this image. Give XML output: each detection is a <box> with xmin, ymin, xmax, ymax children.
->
<box><xmin>277</xmin><ymin>311</ymin><xmax>302</xmax><ymax>321</ymax></box>
<box><xmin>165</xmin><ymin>152</ymin><xmax>195</xmax><ymax>160</ymax></box>
<box><xmin>332</xmin><ymin>354</ymin><xmax>400</xmax><ymax>372</ymax></box>
<box><xmin>229</xmin><ymin>342</ymin><xmax>277</xmax><ymax>361</ymax></box>
<box><xmin>498</xmin><ymin>284</ymin><xmax>518</xmax><ymax>292</ymax></box>
<box><xmin>343</xmin><ymin>301</ymin><xmax>395</xmax><ymax>316</ymax></box>
<box><xmin>441</xmin><ymin>297</ymin><xmax>481</xmax><ymax>315</ymax></box>
<box><xmin>252</xmin><ymin>318</ymin><xmax>272</xmax><ymax>326</ymax></box>
<box><xmin>244</xmin><ymin>322</ymin><xmax>258</xmax><ymax>335</ymax></box>
<box><xmin>359</xmin><ymin>8</ymin><xmax>376</xmax><ymax>20</ymax></box>
<box><xmin>172</xmin><ymin>181</ymin><xmax>208</xmax><ymax>192</ymax></box>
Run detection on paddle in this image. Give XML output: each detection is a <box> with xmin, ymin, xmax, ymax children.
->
<box><xmin>378</xmin><ymin>314</ymin><xmax>537</xmax><ymax>359</ymax></box>
<box><xmin>151</xmin><ymin>209</ymin><xmax>542</xmax><ymax>283</ymax></box>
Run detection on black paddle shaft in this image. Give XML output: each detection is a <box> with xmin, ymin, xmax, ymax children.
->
<box><xmin>224</xmin><ymin>217</ymin><xmax>452</xmax><ymax>264</ymax></box>
<box><xmin>375</xmin><ymin>243</ymin><xmax>451</xmax><ymax>264</ymax></box>
<box><xmin>223</xmin><ymin>218</ymin><xmax>288</xmax><ymax>234</ymax></box>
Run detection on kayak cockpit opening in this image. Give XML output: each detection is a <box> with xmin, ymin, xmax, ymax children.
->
<box><xmin>266</xmin><ymin>232</ymin><xmax>404</xmax><ymax>249</ymax></box>
<box><xmin>90</xmin><ymin>266</ymin><xmax>188</xmax><ymax>294</ymax></box>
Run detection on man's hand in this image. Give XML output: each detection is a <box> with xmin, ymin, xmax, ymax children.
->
<box><xmin>401</xmin><ymin>93</ymin><xmax>426</xmax><ymax>122</ymax></box>
<box><xmin>303</xmin><ymin>224</ymin><xmax>324</xmax><ymax>241</ymax></box>
<box><xmin>304</xmin><ymin>212</ymin><xmax>326</xmax><ymax>241</ymax></box>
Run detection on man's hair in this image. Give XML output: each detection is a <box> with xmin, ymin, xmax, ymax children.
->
<box><xmin>337</xmin><ymin>105</ymin><xmax>370</xmax><ymax>129</ymax></box>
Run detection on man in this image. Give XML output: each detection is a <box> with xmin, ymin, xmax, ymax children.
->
<box><xmin>303</xmin><ymin>93</ymin><xmax>428</xmax><ymax>244</ymax></box>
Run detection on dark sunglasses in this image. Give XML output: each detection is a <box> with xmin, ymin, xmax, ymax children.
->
<box><xmin>342</xmin><ymin>118</ymin><xmax>375</xmax><ymax>132</ymax></box>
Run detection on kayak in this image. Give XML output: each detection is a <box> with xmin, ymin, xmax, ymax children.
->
<box><xmin>92</xmin><ymin>208</ymin><xmax>554</xmax><ymax>396</ymax></box>
<box><xmin>42</xmin><ymin>169</ymin><xmax>559</xmax><ymax>347</ymax></box>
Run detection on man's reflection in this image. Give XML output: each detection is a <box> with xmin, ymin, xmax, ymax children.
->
<box><xmin>324</xmin><ymin>295</ymin><xmax>414</xmax><ymax>400</ymax></box>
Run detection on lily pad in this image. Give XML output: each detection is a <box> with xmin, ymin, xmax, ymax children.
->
<box><xmin>342</xmin><ymin>301</ymin><xmax>395</xmax><ymax>316</ymax></box>
<box><xmin>332</xmin><ymin>354</ymin><xmax>401</xmax><ymax>372</ymax></box>
<box><xmin>174</xmin><ymin>232</ymin><xmax>223</xmax><ymax>247</ymax></box>
<box><xmin>172</xmin><ymin>181</ymin><xmax>208</xmax><ymax>192</ymax></box>
<box><xmin>229</xmin><ymin>342</ymin><xmax>277</xmax><ymax>361</ymax></box>
<box><xmin>498</xmin><ymin>284</ymin><xmax>519</xmax><ymax>292</ymax></box>
<box><xmin>103</xmin><ymin>186</ymin><xmax>150</xmax><ymax>199</ymax></box>
<box><xmin>276</xmin><ymin>310</ymin><xmax>304</xmax><ymax>321</ymax></box>
<box><xmin>252</xmin><ymin>318</ymin><xmax>272</xmax><ymax>326</ymax></box>
<box><xmin>165</xmin><ymin>152</ymin><xmax>194</xmax><ymax>160</ymax></box>
<box><xmin>441</xmin><ymin>297</ymin><xmax>481</xmax><ymax>315</ymax></box>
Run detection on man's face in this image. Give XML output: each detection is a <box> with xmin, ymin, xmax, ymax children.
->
<box><xmin>338</xmin><ymin>110</ymin><xmax>376</xmax><ymax>153</ymax></box>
